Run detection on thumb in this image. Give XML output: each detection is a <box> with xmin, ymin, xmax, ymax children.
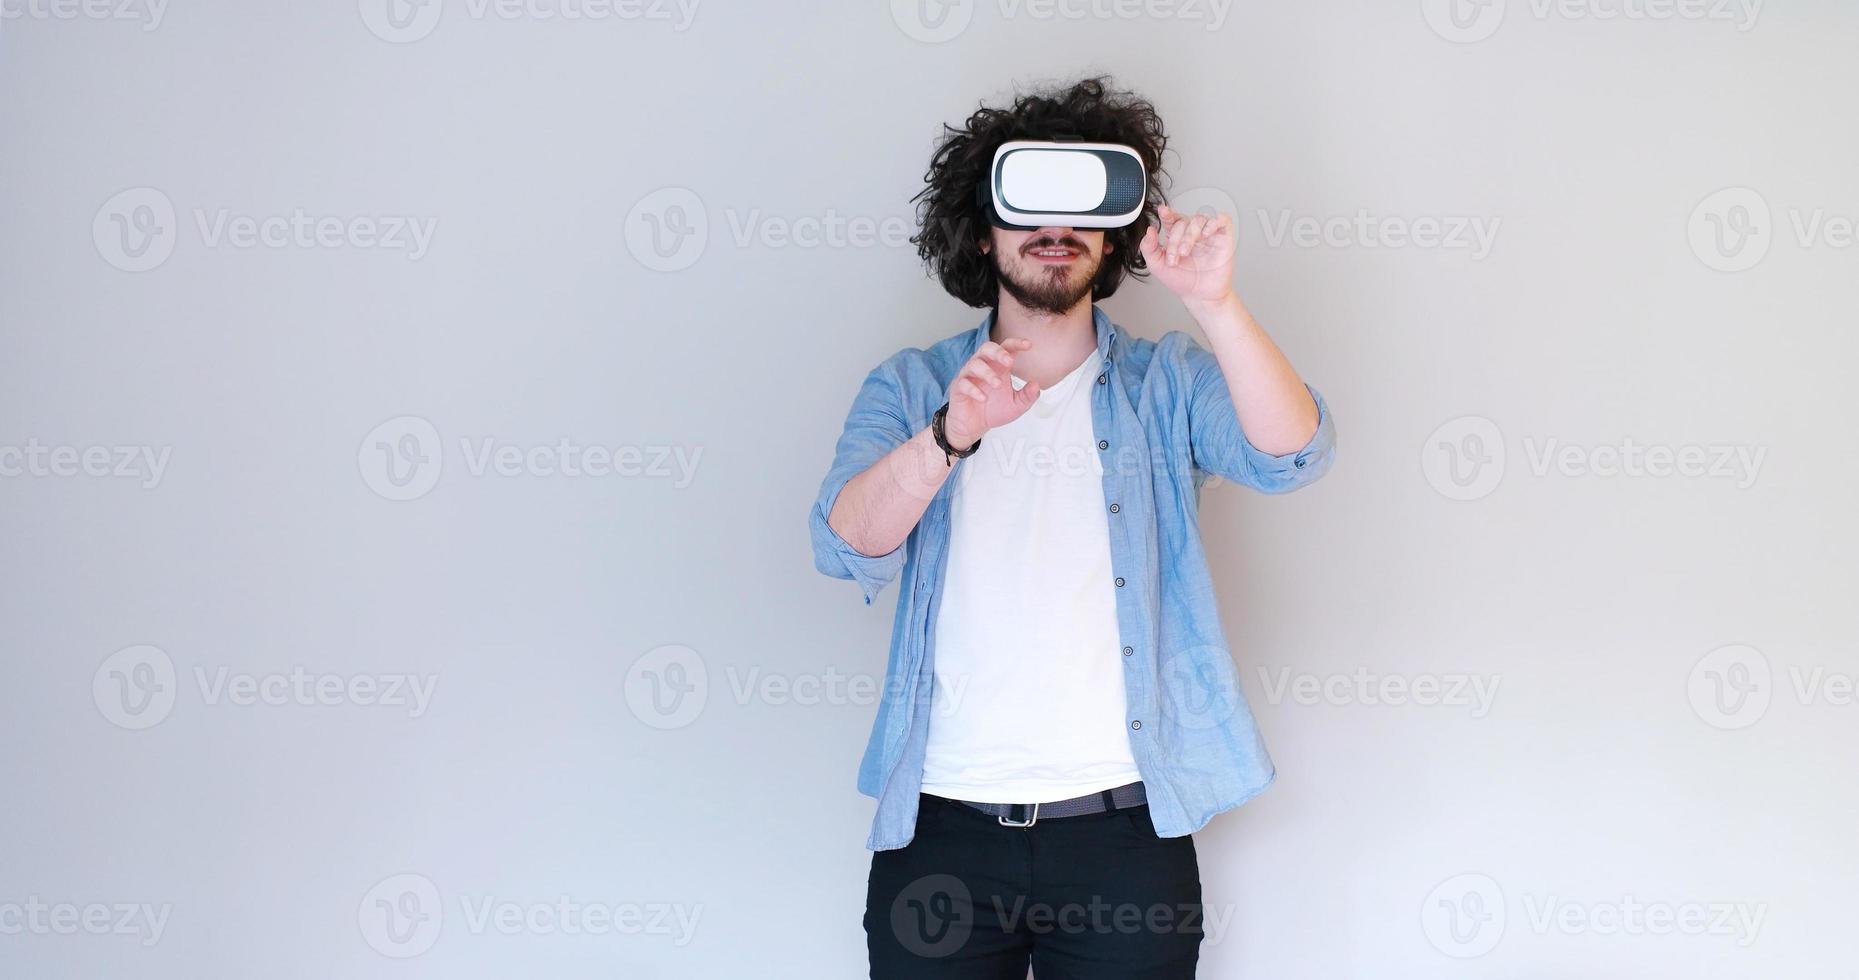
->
<box><xmin>1138</xmin><ymin>223</ymin><xmax>1162</xmax><ymax>265</ymax></box>
<box><xmin>1013</xmin><ymin>378</ymin><xmax>1043</xmax><ymax>410</ymax></box>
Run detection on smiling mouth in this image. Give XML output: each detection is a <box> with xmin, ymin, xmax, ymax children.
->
<box><xmin>1025</xmin><ymin>244</ymin><xmax>1082</xmax><ymax>262</ymax></box>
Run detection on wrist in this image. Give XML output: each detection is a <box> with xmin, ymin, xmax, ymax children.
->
<box><xmin>931</xmin><ymin>403</ymin><xmax>982</xmax><ymax>462</ymax></box>
<box><xmin>1181</xmin><ymin>288</ymin><xmax>1242</xmax><ymax>321</ymax></box>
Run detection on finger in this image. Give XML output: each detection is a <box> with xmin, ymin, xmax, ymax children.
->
<box><xmin>1159</xmin><ymin>205</ymin><xmax>1183</xmax><ymax>242</ymax></box>
<box><xmin>975</xmin><ymin>345</ymin><xmax>1015</xmax><ymax>375</ymax></box>
<box><xmin>953</xmin><ymin>378</ymin><xmax>986</xmax><ymax>403</ymax></box>
<box><xmin>1013</xmin><ymin>379</ymin><xmax>1043</xmax><ymax>409</ymax></box>
<box><xmin>1139</xmin><ymin>223</ymin><xmax>1160</xmax><ymax>261</ymax></box>
<box><xmin>975</xmin><ymin>341</ymin><xmax>1022</xmax><ymax>375</ymax></box>
<box><xmin>1179</xmin><ymin>214</ymin><xmax>1211</xmax><ymax>264</ymax></box>
<box><xmin>999</xmin><ymin>337</ymin><xmax>1033</xmax><ymax>352</ymax></box>
<box><xmin>962</xmin><ymin>360</ymin><xmax>1003</xmax><ymax>389</ymax></box>
<box><xmin>1174</xmin><ymin>214</ymin><xmax>1209</xmax><ymax>265</ymax></box>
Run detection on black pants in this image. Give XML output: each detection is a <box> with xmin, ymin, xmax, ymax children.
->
<box><xmin>865</xmin><ymin>792</ymin><xmax>1203</xmax><ymax>978</ymax></box>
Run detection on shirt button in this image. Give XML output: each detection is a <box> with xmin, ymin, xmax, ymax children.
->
<box><xmin>1108</xmin><ymin>503</ymin><xmax>1120</xmax><ymax>514</ymax></box>
<box><xmin>1098</xmin><ymin>439</ymin><xmax>1109</xmax><ymax>450</ymax></box>
<box><xmin>1122</xmin><ymin>646</ymin><xmax>1133</xmax><ymax>657</ymax></box>
<box><xmin>1097</xmin><ymin>375</ymin><xmax>1107</xmax><ymax>385</ymax></box>
<box><xmin>1130</xmin><ymin>720</ymin><xmax>1142</xmax><ymax>731</ymax></box>
<box><xmin>1115</xmin><ymin>577</ymin><xmax>1125</xmax><ymax>588</ymax></box>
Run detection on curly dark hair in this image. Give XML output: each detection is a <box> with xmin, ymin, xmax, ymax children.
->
<box><xmin>910</xmin><ymin>76</ymin><xmax>1169</xmax><ymax>309</ymax></box>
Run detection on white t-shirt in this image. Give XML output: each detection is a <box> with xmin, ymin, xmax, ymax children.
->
<box><xmin>919</xmin><ymin>348</ymin><xmax>1142</xmax><ymax>804</ymax></box>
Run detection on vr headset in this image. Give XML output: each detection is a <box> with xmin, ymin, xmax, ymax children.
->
<box><xmin>976</xmin><ymin>140</ymin><xmax>1147</xmax><ymax>231</ymax></box>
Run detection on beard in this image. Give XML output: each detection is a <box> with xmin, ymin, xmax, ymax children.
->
<box><xmin>992</xmin><ymin>234</ymin><xmax>1102</xmax><ymax>315</ymax></box>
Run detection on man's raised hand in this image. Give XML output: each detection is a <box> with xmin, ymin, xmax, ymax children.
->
<box><xmin>943</xmin><ymin>338</ymin><xmax>1040</xmax><ymax>450</ymax></box>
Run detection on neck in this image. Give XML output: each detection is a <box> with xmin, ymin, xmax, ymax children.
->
<box><xmin>988</xmin><ymin>291</ymin><xmax>1098</xmax><ymax>388</ymax></box>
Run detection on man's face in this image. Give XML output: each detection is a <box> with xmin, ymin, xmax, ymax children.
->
<box><xmin>981</xmin><ymin>225</ymin><xmax>1109</xmax><ymax>315</ymax></box>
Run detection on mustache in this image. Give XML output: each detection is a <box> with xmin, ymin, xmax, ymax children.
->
<box><xmin>1022</xmin><ymin>235</ymin><xmax>1089</xmax><ymax>254</ymax></box>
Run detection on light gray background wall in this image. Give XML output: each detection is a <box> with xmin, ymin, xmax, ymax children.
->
<box><xmin>1</xmin><ymin>1</ymin><xmax>1851</xmax><ymax>977</ymax></box>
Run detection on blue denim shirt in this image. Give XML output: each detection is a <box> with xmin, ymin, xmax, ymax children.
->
<box><xmin>810</xmin><ymin>305</ymin><xmax>1336</xmax><ymax>850</ymax></box>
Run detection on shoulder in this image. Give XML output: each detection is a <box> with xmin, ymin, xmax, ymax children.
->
<box><xmin>1151</xmin><ymin>329</ymin><xmax>1209</xmax><ymax>362</ymax></box>
<box><xmin>868</xmin><ymin>324</ymin><xmax>980</xmax><ymax>385</ymax></box>
<box><xmin>1141</xmin><ymin>329</ymin><xmax>1221</xmax><ymax>380</ymax></box>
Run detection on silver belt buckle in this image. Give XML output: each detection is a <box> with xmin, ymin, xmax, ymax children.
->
<box><xmin>998</xmin><ymin>802</ymin><xmax>1039</xmax><ymax>828</ymax></box>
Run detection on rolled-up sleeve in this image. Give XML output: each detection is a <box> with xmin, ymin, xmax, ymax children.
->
<box><xmin>809</xmin><ymin>359</ymin><xmax>914</xmax><ymax>604</ymax></box>
<box><xmin>1175</xmin><ymin>332</ymin><xmax>1337</xmax><ymax>494</ymax></box>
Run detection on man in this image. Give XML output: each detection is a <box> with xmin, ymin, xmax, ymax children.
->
<box><xmin>808</xmin><ymin>77</ymin><xmax>1337</xmax><ymax>978</ymax></box>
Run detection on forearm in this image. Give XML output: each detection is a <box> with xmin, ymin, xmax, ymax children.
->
<box><xmin>1182</xmin><ymin>291</ymin><xmax>1320</xmax><ymax>455</ymax></box>
<box><xmin>826</xmin><ymin>426</ymin><xmax>954</xmax><ymax>558</ymax></box>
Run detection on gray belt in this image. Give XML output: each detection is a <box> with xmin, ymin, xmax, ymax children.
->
<box><xmin>945</xmin><ymin>780</ymin><xmax>1147</xmax><ymax>828</ymax></box>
